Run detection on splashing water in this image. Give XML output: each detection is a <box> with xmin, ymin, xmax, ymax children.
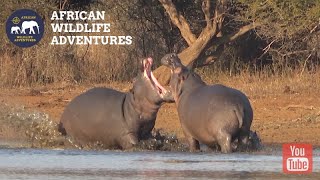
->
<box><xmin>0</xmin><ymin>104</ymin><xmax>65</xmax><ymax>148</ymax></box>
<box><xmin>0</xmin><ymin>104</ymin><xmax>261</xmax><ymax>152</ymax></box>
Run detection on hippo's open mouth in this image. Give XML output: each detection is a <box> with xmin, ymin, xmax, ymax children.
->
<box><xmin>143</xmin><ymin>58</ymin><xmax>167</xmax><ymax>97</ymax></box>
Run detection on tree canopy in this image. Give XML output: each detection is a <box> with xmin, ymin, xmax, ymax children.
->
<box><xmin>0</xmin><ymin>0</ymin><xmax>319</xmax><ymax>86</ymax></box>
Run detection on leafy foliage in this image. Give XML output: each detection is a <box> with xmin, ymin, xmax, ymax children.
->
<box><xmin>0</xmin><ymin>0</ymin><xmax>319</xmax><ymax>86</ymax></box>
<box><xmin>236</xmin><ymin>0</ymin><xmax>320</xmax><ymax>69</ymax></box>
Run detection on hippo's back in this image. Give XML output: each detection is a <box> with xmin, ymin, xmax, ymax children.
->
<box><xmin>181</xmin><ymin>84</ymin><xmax>246</xmax><ymax>111</ymax></box>
<box><xmin>188</xmin><ymin>84</ymin><xmax>251</xmax><ymax>109</ymax></box>
<box><xmin>60</xmin><ymin>87</ymin><xmax>126</xmax><ymax>146</ymax></box>
<box><xmin>179</xmin><ymin>84</ymin><xmax>252</xmax><ymax>137</ymax></box>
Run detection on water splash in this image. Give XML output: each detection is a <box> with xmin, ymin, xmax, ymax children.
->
<box><xmin>134</xmin><ymin>129</ymin><xmax>188</xmax><ymax>152</ymax></box>
<box><xmin>0</xmin><ymin>104</ymin><xmax>65</xmax><ymax>148</ymax></box>
<box><xmin>24</xmin><ymin>113</ymin><xmax>64</xmax><ymax>148</ymax></box>
<box><xmin>0</xmin><ymin>104</ymin><xmax>261</xmax><ymax>152</ymax></box>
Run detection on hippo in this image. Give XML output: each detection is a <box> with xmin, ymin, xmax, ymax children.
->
<box><xmin>58</xmin><ymin>57</ymin><xmax>171</xmax><ymax>149</ymax></box>
<box><xmin>161</xmin><ymin>53</ymin><xmax>253</xmax><ymax>153</ymax></box>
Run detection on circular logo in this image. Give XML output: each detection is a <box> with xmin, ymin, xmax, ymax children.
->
<box><xmin>6</xmin><ymin>9</ymin><xmax>44</xmax><ymax>48</ymax></box>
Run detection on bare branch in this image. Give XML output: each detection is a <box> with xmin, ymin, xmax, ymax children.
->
<box><xmin>262</xmin><ymin>40</ymin><xmax>276</xmax><ymax>52</ymax></box>
<box><xmin>202</xmin><ymin>0</ymin><xmax>211</xmax><ymax>27</ymax></box>
<box><xmin>213</xmin><ymin>0</ymin><xmax>228</xmax><ymax>37</ymax></box>
<box><xmin>207</xmin><ymin>22</ymin><xmax>261</xmax><ymax>53</ymax></box>
<box><xmin>230</xmin><ymin>22</ymin><xmax>260</xmax><ymax>41</ymax></box>
<box><xmin>300</xmin><ymin>49</ymin><xmax>315</xmax><ymax>77</ymax></box>
<box><xmin>60</xmin><ymin>0</ymin><xmax>69</xmax><ymax>10</ymax></box>
<box><xmin>159</xmin><ymin>0</ymin><xmax>197</xmax><ymax>46</ymax></box>
<box><xmin>257</xmin><ymin>39</ymin><xmax>276</xmax><ymax>59</ymax></box>
<box><xmin>269</xmin><ymin>49</ymin><xmax>312</xmax><ymax>57</ymax></box>
<box><xmin>310</xmin><ymin>18</ymin><xmax>320</xmax><ymax>34</ymax></box>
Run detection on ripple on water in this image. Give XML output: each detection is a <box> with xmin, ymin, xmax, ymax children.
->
<box><xmin>0</xmin><ymin>148</ymin><xmax>319</xmax><ymax>179</ymax></box>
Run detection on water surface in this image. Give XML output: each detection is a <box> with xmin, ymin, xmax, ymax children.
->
<box><xmin>0</xmin><ymin>147</ymin><xmax>319</xmax><ymax>179</ymax></box>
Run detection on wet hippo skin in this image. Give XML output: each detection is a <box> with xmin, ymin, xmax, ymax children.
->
<box><xmin>161</xmin><ymin>53</ymin><xmax>253</xmax><ymax>153</ymax></box>
<box><xmin>59</xmin><ymin>58</ymin><xmax>171</xmax><ymax>149</ymax></box>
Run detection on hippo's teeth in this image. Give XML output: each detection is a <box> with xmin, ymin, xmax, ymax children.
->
<box><xmin>150</xmin><ymin>71</ymin><xmax>167</xmax><ymax>94</ymax></box>
<box><xmin>143</xmin><ymin>57</ymin><xmax>167</xmax><ymax>96</ymax></box>
<box><xmin>147</xmin><ymin>57</ymin><xmax>153</xmax><ymax>64</ymax></box>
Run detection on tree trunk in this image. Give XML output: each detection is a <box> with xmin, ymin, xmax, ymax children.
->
<box><xmin>154</xmin><ymin>0</ymin><xmax>259</xmax><ymax>85</ymax></box>
<box><xmin>154</xmin><ymin>26</ymin><xmax>217</xmax><ymax>84</ymax></box>
<box><xmin>153</xmin><ymin>66</ymin><xmax>171</xmax><ymax>85</ymax></box>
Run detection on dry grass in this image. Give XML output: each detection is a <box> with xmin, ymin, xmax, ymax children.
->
<box><xmin>0</xmin><ymin>1</ymin><xmax>143</xmax><ymax>87</ymax></box>
<box><xmin>197</xmin><ymin>65</ymin><xmax>320</xmax><ymax>99</ymax></box>
<box><xmin>2</xmin><ymin>44</ymin><xmax>319</xmax><ymax>90</ymax></box>
<box><xmin>0</xmin><ymin>0</ymin><xmax>318</xmax><ymax>88</ymax></box>
<box><xmin>0</xmin><ymin>38</ymin><xmax>140</xmax><ymax>87</ymax></box>
<box><xmin>0</xmin><ymin>67</ymin><xmax>320</xmax><ymax>145</ymax></box>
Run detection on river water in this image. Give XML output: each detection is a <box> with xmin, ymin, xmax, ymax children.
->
<box><xmin>0</xmin><ymin>105</ymin><xmax>319</xmax><ymax>179</ymax></box>
<box><xmin>0</xmin><ymin>146</ymin><xmax>319</xmax><ymax>179</ymax></box>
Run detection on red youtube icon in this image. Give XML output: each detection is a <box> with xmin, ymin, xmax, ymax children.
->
<box><xmin>283</xmin><ymin>143</ymin><xmax>313</xmax><ymax>174</ymax></box>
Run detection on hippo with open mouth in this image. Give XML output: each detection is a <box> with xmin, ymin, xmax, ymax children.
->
<box><xmin>59</xmin><ymin>57</ymin><xmax>171</xmax><ymax>149</ymax></box>
<box><xmin>161</xmin><ymin>53</ymin><xmax>253</xmax><ymax>153</ymax></box>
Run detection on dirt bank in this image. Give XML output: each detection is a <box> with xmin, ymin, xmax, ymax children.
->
<box><xmin>0</xmin><ymin>80</ymin><xmax>319</xmax><ymax>146</ymax></box>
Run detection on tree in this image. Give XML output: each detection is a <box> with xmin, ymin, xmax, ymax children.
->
<box><xmin>239</xmin><ymin>0</ymin><xmax>320</xmax><ymax>73</ymax></box>
<box><xmin>154</xmin><ymin>0</ymin><xmax>260</xmax><ymax>84</ymax></box>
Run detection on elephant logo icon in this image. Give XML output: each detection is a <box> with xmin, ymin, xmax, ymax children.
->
<box><xmin>6</xmin><ymin>9</ymin><xmax>44</xmax><ymax>48</ymax></box>
<box><xmin>11</xmin><ymin>26</ymin><xmax>20</xmax><ymax>34</ymax></box>
<box><xmin>10</xmin><ymin>21</ymin><xmax>40</xmax><ymax>35</ymax></box>
<box><xmin>21</xmin><ymin>21</ymin><xmax>40</xmax><ymax>34</ymax></box>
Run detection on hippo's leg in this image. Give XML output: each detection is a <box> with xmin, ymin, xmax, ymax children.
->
<box><xmin>182</xmin><ymin>128</ymin><xmax>200</xmax><ymax>152</ymax></box>
<box><xmin>187</xmin><ymin>137</ymin><xmax>200</xmax><ymax>152</ymax></box>
<box><xmin>118</xmin><ymin>133</ymin><xmax>138</xmax><ymax>149</ymax></box>
<box><xmin>217</xmin><ymin>131</ymin><xmax>232</xmax><ymax>153</ymax></box>
<box><xmin>180</xmin><ymin>123</ymin><xmax>200</xmax><ymax>152</ymax></box>
<box><xmin>239</xmin><ymin>127</ymin><xmax>250</xmax><ymax>145</ymax></box>
<box><xmin>239</xmin><ymin>132</ymin><xmax>249</xmax><ymax>145</ymax></box>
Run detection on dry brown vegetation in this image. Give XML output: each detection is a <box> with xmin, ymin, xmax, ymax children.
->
<box><xmin>1</xmin><ymin>70</ymin><xmax>320</xmax><ymax>146</ymax></box>
<box><xmin>0</xmin><ymin>0</ymin><xmax>318</xmax><ymax>87</ymax></box>
<box><xmin>0</xmin><ymin>0</ymin><xmax>319</xmax><ymax>146</ymax></box>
